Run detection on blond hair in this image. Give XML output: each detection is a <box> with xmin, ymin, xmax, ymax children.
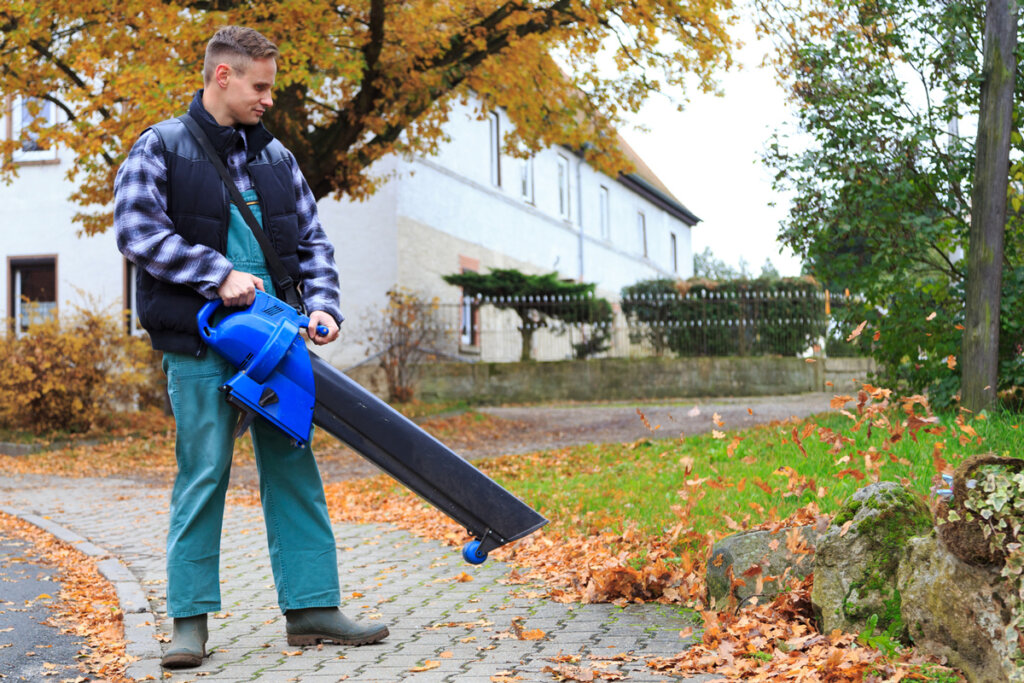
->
<box><xmin>203</xmin><ymin>26</ymin><xmax>279</xmax><ymax>84</ymax></box>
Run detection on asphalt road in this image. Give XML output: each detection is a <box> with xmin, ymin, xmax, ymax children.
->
<box><xmin>0</xmin><ymin>531</ymin><xmax>84</xmax><ymax>681</ymax></box>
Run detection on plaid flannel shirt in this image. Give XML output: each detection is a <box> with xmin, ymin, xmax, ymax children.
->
<box><xmin>114</xmin><ymin>124</ymin><xmax>343</xmax><ymax>324</ymax></box>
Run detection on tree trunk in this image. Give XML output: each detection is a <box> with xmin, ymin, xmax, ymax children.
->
<box><xmin>520</xmin><ymin>325</ymin><xmax>535</xmax><ymax>362</ymax></box>
<box><xmin>962</xmin><ymin>0</ymin><xmax>1016</xmax><ymax>412</ymax></box>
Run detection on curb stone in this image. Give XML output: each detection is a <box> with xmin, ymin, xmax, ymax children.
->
<box><xmin>0</xmin><ymin>505</ymin><xmax>161</xmax><ymax>681</ymax></box>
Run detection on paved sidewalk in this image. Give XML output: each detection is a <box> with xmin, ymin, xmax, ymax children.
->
<box><xmin>0</xmin><ymin>474</ymin><xmax>714</xmax><ymax>682</ymax></box>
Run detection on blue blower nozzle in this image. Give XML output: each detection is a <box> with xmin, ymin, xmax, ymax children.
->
<box><xmin>197</xmin><ymin>291</ymin><xmax>316</xmax><ymax>446</ymax></box>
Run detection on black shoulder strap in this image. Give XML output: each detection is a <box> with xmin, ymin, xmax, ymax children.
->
<box><xmin>179</xmin><ymin>114</ymin><xmax>304</xmax><ymax>313</ymax></box>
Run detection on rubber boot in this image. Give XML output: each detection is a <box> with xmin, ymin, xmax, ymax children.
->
<box><xmin>160</xmin><ymin>614</ymin><xmax>208</xmax><ymax>668</ymax></box>
<box><xmin>285</xmin><ymin>607</ymin><xmax>389</xmax><ymax>646</ymax></box>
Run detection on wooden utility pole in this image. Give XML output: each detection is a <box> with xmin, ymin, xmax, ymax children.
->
<box><xmin>962</xmin><ymin>0</ymin><xmax>1016</xmax><ymax>411</ymax></box>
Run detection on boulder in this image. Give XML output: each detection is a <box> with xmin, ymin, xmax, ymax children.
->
<box><xmin>898</xmin><ymin>534</ymin><xmax>1022</xmax><ymax>683</ymax></box>
<box><xmin>706</xmin><ymin>525</ymin><xmax>821</xmax><ymax>606</ymax></box>
<box><xmin>811</xmin><ymin>481</ymin><xmax>932</xmax><ymax>637</ymax></box>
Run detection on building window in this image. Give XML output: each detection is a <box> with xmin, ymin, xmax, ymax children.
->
<box><xmin>460</xmin><ymin>293</ymin><xmax>478</xmax><ymax>346</ymax></box>
<box><xmin>9</xmin><ymin>256</ymin><xmax>57</xmax><ymax>334</ymax></box>
<box><xmin>488</xmin><ymin>112</ymin><xmax>501</xmax><ymax>187</ymax></box>
<box><xmin>599</xmin><ymin>186</ymin><xmax>610</xmax><ymax>239</ymax></box>
<box><xmin>520</xmin><ymin>157</ymin><xmax>534</xmax><ymax>203</ymax></box>
<box><xmin>10</xmin><ymin>96</ymin><xmax>58</xmax><ymax>163</ymax></box>
<box><xmin>637</xmin><ymin>211</ymin><xmax>647</xmax><ymax>258</ymax></box>
<box><xmin>557</xmin><ymin>154</ymin><xmax>570</xmax><ymax>220</ymax></box>
<box><xmin>670</xmin><ymin>232</ymin><xmax>678</xmax><ymax>273</ymax></box>
<box><xmin>124</xmin><ymin>260</ymin><xmax>144</xmax><ymax>335</ymax></box>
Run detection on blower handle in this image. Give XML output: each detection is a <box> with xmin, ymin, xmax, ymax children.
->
<box><xmin>198</xmin><ymin>296</ymin><xmax>327</xmax><ymax>338</ymax></box>
<box><xmin>197</xmin><ymin>299</ymin><xmax>222</xmax><ymax>339</ymax></box>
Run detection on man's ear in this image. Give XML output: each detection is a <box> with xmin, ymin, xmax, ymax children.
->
<box><xmin>214</xmin><ymin>63</ymin><xmax>232</xmax><ymax>89</ymax></box>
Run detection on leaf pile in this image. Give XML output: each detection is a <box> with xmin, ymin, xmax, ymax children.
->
<box><xmin>648</xmin><ymin>578</ymin><xmax>957</xmax><ymax>681</ymax></box>
<box><xmin>0</xmin><ymin>511</ymin><xmax>129</xmax><ymax>682</ymax></box>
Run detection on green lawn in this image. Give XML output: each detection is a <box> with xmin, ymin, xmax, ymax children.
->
<box><xmin>480</xmin><ymin>401</ymin><xmax>1021</xmax><ymax>554</ymax></box>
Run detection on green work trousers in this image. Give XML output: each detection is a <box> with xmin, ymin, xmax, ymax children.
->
<box><xmin>162</xmin><ymin>189</ymin><xmax>340</xmax><ymax>618</ymax></box>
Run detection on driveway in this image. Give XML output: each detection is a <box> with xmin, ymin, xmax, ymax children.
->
<box><xmin>306</xmin><ymin>392</ymin><xmax>836</xmax><ymax>483</ymax></box>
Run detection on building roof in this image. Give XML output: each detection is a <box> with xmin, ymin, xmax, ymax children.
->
<box><xmin>615</xmin><ymin>134</ymin><xmax>700</xmax><ymax>227</ymax></box>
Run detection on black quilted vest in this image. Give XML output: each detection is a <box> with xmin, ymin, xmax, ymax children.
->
<box><xmin>136</xmin><ymin>94</ymin><xmax>302</xmax><ymax>355</ymax></box>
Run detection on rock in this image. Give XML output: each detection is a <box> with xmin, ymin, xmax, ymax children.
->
<box><xmin>898</xmin><ymin>534</ymin><xmax>1022</xmax><ymax>683</ymax></box>
<box><xmin>936</xmin><ymin>453</ymin><xmax>1024</xmax><ymax>566</ymax></box>
<box><xmin>811</xmin><ymin>482</ymin><xmax>932</xmax><ymax>637</ymax></box>
<box><xmin>706</xmin><ymin>525</ymin><xmax>821</xmax><ymax>606</ymax></box>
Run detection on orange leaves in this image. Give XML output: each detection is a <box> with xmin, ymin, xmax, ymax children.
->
<box><xmin>830</xmin><ymin>394</ymin><xmax>854</xmax><ymax>410</ymax></box>
<box><xmin>409</xmin><ymin>660</ymin><xmax>441</xmax><ymax>672</ymax></box>
<box><xmin>509</xmin><ymin>616</ymin><xmax>545</xmax><ymax>640</ymax></box>
<box><xmin>846</xmin><ymin>320</ymin><xmax>868</xmax><ymax>342</ymax></box>
<box><xmin>648</xmin><ymin>577</ymin><xmax>955</xmax><ymax>680</ymax></box>
<box><xmin>7</xmin><ymin>0</ymin><xmax>736</xmax><ymax>229</ymax></box>
<box><xmin>635</xmin><ymin>409</ymin><xmax>660</xmax><ymax>432</ymax></box>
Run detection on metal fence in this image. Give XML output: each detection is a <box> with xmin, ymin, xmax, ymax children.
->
<box><xmin>421</xmin><ymin>290</ymin><xmax>858</xmax><ymax>363</ymax></box>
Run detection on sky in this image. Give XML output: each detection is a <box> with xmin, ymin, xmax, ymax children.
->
<box><xmin>619</xmin><ymin>16</ymin><xmax>806</xmax><ymax>278</ymax></box>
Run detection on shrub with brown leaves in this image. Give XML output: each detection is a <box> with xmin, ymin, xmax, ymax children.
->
<box><xmin>0</xmin><ymin>306</ymin><xmax>161</xmax><ymax>433</ymax></box>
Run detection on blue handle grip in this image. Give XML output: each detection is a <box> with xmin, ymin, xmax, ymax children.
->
<box><xmin>296</xmin><ymin>315</ymin><xmax>330</xmax><ymax>338</ymax></box>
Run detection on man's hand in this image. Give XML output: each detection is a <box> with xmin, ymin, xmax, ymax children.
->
<box><xmin>307</xmin><ymin>310</ymin><xmax>339</xmax><ymax>345</ymax></box>
<box><xmin>217</xmin><ymin>269</ymin><xmax>265</xmax><ymax>307</ymax></box>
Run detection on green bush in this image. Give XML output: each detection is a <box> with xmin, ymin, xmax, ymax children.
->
<box><xmin>621</xmin><ymin>277</ymin><xmax>825</xmax><ymax>357</ymax></box>
<box><xmin>0</xmin><ymin>307</ymin><xmax>162</xmax><ymax>434</ymax></box>
<box><xmin>831</xmin><ymin>266</ymin><xmax>1024</xmax><ymax>409</ymax></box>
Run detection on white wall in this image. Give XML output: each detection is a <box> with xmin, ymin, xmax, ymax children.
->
<box><xmin>0</xmin><ymin>153</ymin><xmax>125</xmax><ymax>324</ymax></box>
<box><xmin>316</xmin><ymin>156</ymin><xmax>400</xmax><ymax>367</ymax></box>
<box><xmin>382</xmin><ymin>101</ymin><xmax>693</xmax><ymax>298</ymax></box>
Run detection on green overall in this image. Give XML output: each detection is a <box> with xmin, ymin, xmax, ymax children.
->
<box><xmin>162</xmin><ymin>189</ymin><xmax>340</xmax><ymax>618</ymax></box>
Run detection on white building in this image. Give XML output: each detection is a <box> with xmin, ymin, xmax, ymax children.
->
<box><xmin>1</xmin><ymin>96</ymin><xmax>697</xmax><ymax>366</ymax></box>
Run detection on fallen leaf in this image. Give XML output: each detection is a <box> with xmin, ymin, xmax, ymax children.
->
<box><xmin>410</xmin><ymin>660</ymin><xmax>441</xmax><ymax>672</ymax></box>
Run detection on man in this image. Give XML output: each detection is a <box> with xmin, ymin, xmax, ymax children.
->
<box><xmin>114</xmin><ymin>26</ymin><xmax>389</xmax><ymax>669</ymax></box>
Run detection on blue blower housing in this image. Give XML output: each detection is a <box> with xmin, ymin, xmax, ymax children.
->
<box><xmin>197</xmin><ymin>291</ymin><xmax>319</xmax><ymax>446</ymax></box>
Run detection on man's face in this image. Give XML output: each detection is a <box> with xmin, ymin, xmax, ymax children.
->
<box><xmin>222</xmin><ymin>56</ymin><xmax>276</xmax><ymax>127</ymax></box>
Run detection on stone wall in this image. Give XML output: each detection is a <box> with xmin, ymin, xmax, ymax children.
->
<box><xmin>346</xmin><ymin>355</ymin><xmax>828</xmax><ymax>403</ymax></box>
<box><xmin>823</xmin><ymin>357</ymin><xmax>876</xmax><ymax>393</ymax></box>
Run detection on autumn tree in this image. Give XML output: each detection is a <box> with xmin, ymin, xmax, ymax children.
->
<box><xmin>754</xmin><ymin>0</ymin><xmax>1024</xmax><ymax>406</ymax></box>
<box><xmin>0</xmin><ymin>0</ymin><xmax>736</xmax><ymax>235</ymax></box>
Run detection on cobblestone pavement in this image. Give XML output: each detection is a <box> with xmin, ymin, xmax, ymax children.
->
<box><xmin>0</xmin><ymin>474</ymin><xmax>717</xmax><ymax>683</ymax></box>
